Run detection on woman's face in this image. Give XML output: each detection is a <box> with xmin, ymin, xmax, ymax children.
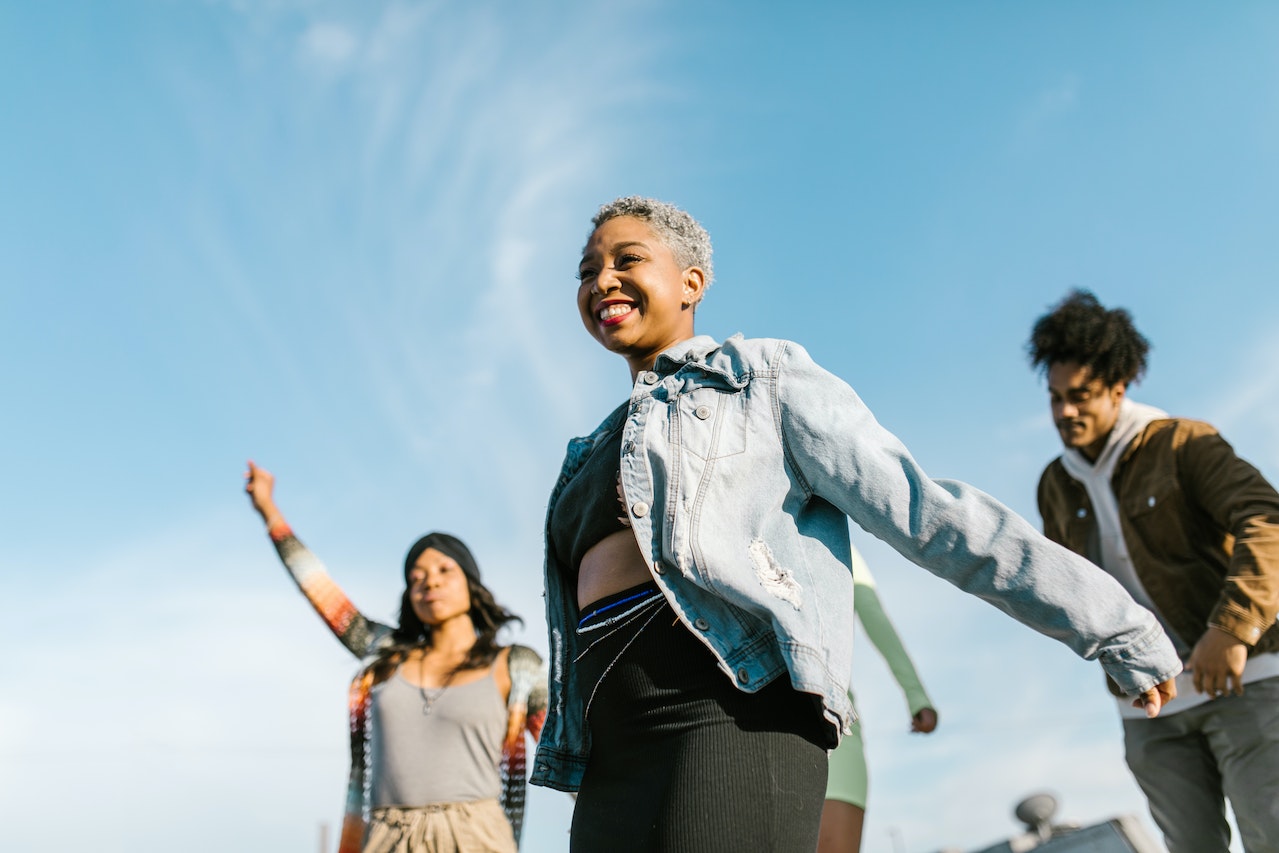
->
<box><xmin>406</xmin><ymin>547</ymin><xmax>472</xmax><ymax>627</ymax></box>
<box><xmin>577</xmin><ymin>216</ymin><xmax>706</xmax><ymax>376</ymax></box>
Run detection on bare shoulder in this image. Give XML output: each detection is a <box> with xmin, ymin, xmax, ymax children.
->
<box><xmin>493</xmin><ymin>645</ymin><xmax>513</xmax><ymax>702</ymax></box>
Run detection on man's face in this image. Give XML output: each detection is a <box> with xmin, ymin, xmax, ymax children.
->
<box><xmin>1047</xmin><ymin>361</ymin><xmax>1126</xmax><ymax>461</ymax></box>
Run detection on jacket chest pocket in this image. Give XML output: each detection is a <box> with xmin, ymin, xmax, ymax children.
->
<box><xmin>675</xmin><ymin>389</ymin><xmax>748</xmax><ymax>460</ymax></box>
<box><xmin>1122</xmin><ymin>474</ymin><xmax>1181</xmax><ymax>518</ymax></box>
<box><xmin>1121</xmin><ymin>474</ymin><xmax>1189</xmax><ymax>552</ymax></box>
<box><xmin>1061</xmin><ymin>507</ymin><xmax>1094</xmax><ymax>558</ymax></box>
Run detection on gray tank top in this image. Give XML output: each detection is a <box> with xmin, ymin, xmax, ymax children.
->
<box><xmin>368</xmin><ymin>669</ymin><xmax>507</xmax><ymax>807</ymax></box>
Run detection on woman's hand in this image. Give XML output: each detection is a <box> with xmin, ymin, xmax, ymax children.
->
<box><xmin>1131</xmin><ymin>678</ymin><xmax>1177</xmax><ymax>718</ymax></box>
<box><xmin>245</xmin><ymin>460</ymin><xmax>285</xmax><ymax>529</ymax></box>
<box><xmin>910</xmin><ymin>707</ymin><xmax>938</xmax><ymax>734</ymax></box>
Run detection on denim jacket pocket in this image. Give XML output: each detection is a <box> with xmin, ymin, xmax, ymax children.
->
<box><xmin>676</xmin><ymin>386</ymin><xmax>748</xmax><ymax>460</ymax></box>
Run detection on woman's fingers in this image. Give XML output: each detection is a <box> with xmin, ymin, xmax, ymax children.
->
<box><xmin>1131</xmin><ymin>678</ymin><xmax>1176</xmax><ymax>718</ymax></box>
<box><xmin>244</xmin><ymin>460</ymin><xmax>276</xmax><ymax>506</ymax></box>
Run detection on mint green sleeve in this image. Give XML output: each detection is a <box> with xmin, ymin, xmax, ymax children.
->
<box><xmin>852</xmin><ymin>544</ymin><xmax>934</xmax><ymax>715</ymax></box>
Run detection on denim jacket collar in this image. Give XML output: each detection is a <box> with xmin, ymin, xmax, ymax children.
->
<box><xmin>653</xmin><ymin>333</ymin><xmax>750</xmax><ymax>388</ymax></box>
<box><xmin>652</xmin><ymin>334</ymin><xmax>724</xmax><ymax>370</ymax></box>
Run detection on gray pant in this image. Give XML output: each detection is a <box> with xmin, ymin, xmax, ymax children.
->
<box><xmin>1123</xmin><ymin>675</ymin><xmax>1279</xmax><ymax>853</ymax></box>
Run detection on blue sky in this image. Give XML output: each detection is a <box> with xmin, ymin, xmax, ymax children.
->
<box><xmin>3</xmin><ymin>2</ymin><xmax>1277</xmax><ymax>851</ymax></box>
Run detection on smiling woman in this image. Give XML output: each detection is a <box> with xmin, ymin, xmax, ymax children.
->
<box><xmin>532</xmin><ymin>197</ymin><xmax>1182</xmax><ymax>853</ymax></box>
<box><xmin>244</xmin><ymin>462</ymin><xmax>547</xmax><ymax>853</ymax></box>
<box><xmin>575</xmin><ymin>198</ymin><xmax>712</xmax><ymax>377</ymax></box>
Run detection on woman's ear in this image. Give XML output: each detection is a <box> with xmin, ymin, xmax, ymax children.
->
<box><xmin>682</xmin><ymin>266</ymin><xmax>707</xmax><ymax>308</ymax></box>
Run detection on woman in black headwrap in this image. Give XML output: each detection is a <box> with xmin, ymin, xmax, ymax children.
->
<box><xmin>245</xmin><ymin>461</ymin><xmax>546</xmax><ymax>853</ymax></box>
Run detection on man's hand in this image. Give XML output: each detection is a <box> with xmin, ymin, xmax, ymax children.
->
<box><xmin>1132</xmin><ymin>678</ymin><xmax>1177</xmax><ymax>718</ymax></box>
<box><xmin>1187</xmin><ymin>625</ymin><xmax>1248</xmax><ymax>699</ymax></box>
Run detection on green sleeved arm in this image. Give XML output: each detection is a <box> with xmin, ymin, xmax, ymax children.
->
<box><xmin>851</xmin><ymin>544</ymin><xmax>934</xmax><ymax>715</ymax></box>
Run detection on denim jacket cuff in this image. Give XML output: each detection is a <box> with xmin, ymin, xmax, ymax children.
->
<box><xmin>529</xmin><ymin>745</ymin><xmax>587</xmax><ymax>793</ymax></box>
<box><xmin>1097</xmin><ymin>623</ymin><xmax>1183</xmax><ymax>695</ymax></box>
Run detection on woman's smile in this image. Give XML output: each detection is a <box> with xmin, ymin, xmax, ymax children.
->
<box><xmin>596</xmin><ymin>298</ymin><xmax>636</xmax><ymax>327</ymax></box>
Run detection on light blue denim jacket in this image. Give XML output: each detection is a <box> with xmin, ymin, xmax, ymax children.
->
<box><xmin>530</xmin><ymin>335</ymin><xmax>1181</xmax><ymax>792</ymax></box>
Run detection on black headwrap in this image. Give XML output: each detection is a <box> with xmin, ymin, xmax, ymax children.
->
<box><xmin>403</xmin><ymin>531</ymin><xmax>482</xmax><ymax>586</ymax></box>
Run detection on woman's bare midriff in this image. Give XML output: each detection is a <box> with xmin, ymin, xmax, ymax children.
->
<box><xmin>577</xmin><ymin>529</ymin><xmax>654</xmax><ymax>610</ymax></box>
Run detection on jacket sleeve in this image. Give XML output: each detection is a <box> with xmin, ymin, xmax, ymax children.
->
<box><xmin>338</xmin><ymin>667</ymin><xmax>376</xmax><ymax>853</ymax></box>
<box><xmin>1179</xmin><ymin>424</ymin><xmax>1279</xmax><ymax>645</ymax></box>
<box><xmin>500</xmin><ymin>645</ymin><xmax>550</xmax><ymax>847</ymax></box>
<box><xmin>851</xmin><ymin>545</ymin><xmax>933</xmax><ymax>714</ymax></box>
<box><xmin>773</xmin><ymin>340</ymin><xmax>1181</xmax><ymax>696</ymax></box>
<box><xmin>268</xmin><ymin>524</ymin><xmax>396</xmax><ymax>658</ymax></box>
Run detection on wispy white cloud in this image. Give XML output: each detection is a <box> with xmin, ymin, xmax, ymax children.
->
<box><xmin>264</xmin><ymin>0</ymin><xmax>672</xmax><ymax>503</ymax></box>
<box><xmin>165</xmin><ymin>0</ymin><xmax>672</xmax><ymax>530</ymax></box>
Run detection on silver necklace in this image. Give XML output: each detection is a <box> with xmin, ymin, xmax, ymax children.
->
<box><xmin>417</xmin><ymin>655</ymin><xmax>459</xmax><ymax>716</ymax></box>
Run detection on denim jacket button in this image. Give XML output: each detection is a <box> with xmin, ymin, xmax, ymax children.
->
<box><xmin>694</xmin><ymin>617</ymin><xmax>710</xmax><ymax>631</ymax></box>
<box><xmin>631</xmin><ymin>501</ymin><xmax>650</xmax><ymax>518</ymax></box>
<box><xmin>653</xmin><ymin>562</ymin><xmax>666</xmax><ymax>575</ymax></box>
<box><xmin>694</xmin><ymin>405</ymin><xmax>711</xmax><ymax>420</ymax></box>
<box><xmin>640</xmin><ymin>371</ymin><xmax>659</xmax><ymax>385</ymax></box>
<box><xmin>736</xmin><ymin>668</ymin><xmax>751</xmax><ymax>684</ymax></box>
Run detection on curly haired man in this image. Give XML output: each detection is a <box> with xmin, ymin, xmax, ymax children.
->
<box><xmin>1028</xmin><ymin>290</ymin><xmax>1279</xmax><ymax>853</ymax></box>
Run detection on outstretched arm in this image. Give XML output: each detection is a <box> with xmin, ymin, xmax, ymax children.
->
<box><xmin>245</xmin><ymin>461</ymin><xmax>394</xmax><ymax>657</ymax></box>
<box><xmin>775</xmin><ymin>341</ymin><xmax>1181</xmax><ymax>706</ymax></box>
<box><xmin>850</xmin><ymin>546</ymin><xmax>937</xmax><ymax>733</ymax></box>
<box><xmin>499</xmin><ymin>645</ymin><xmax>552</xmax><ymax>845</ymax></box>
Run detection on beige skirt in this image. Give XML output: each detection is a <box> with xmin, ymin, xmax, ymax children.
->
<box><xmin>364</xmin><ymin>799</ymin><xmax>517</xmax><ymax>853</ymax></box>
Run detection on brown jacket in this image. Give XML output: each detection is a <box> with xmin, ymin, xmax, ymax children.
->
<box><xmin>1038</xmin><ymin>418</ymin><xmax>1279</xmax><ymax>660</ymax></box>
